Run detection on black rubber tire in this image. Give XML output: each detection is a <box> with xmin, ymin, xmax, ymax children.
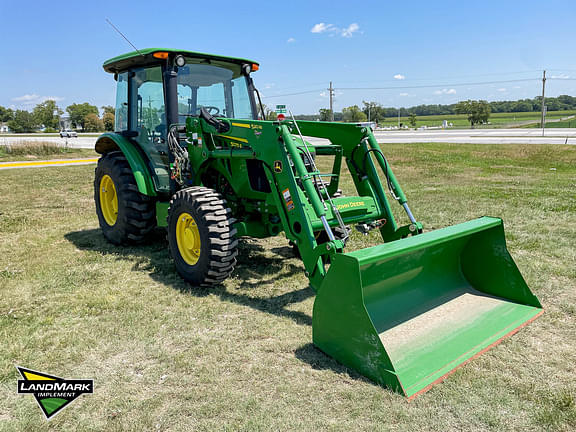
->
<box><xmin>167</xmin><ymin>187</ymin><xmax>238</xmax><ymax>286</ymax></box>
<box><xmin>94</xmin><ymin>151</ymin><xmax>156</xmax><ymax>245</ymax></box>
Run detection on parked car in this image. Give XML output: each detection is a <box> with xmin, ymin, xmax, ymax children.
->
<box><xmin>60</xmin><ymin>129</ymin><xmax>78</xmax><ymax>138</ymax></box>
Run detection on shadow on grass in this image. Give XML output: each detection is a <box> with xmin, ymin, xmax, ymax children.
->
<box><xmin>65</xmin><ymin>228</ymin><xmax>380</xmax><ymax>387</ymax></box>
<box><xmin>65</xmin><ymin>228</ymin><xmax>314</xmax><ymax>326</ymax></box>
<box><xmin>294</xmin><ymin>343</ymin><xmax>374</xmax><ymax>385</ymax></box>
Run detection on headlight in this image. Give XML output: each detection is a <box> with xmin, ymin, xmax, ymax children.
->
<box><xmin>175</xmin><ymin>55</ymin><xmax>186</xmax><ymax>67</ymax></box>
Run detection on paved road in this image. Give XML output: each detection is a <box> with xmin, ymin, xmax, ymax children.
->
<box><xmin>372</xmin><ymin>128</ymin><xmax>576</xmax><ymax>145</ymax></box>
<box><xmin>2</xmin><ymin>128</ymin><xmax>576</xmax><ymax>148</ymax></box>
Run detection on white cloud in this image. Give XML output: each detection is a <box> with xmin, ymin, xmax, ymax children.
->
<box><xmin>287</xmin><ymin>37</ymin><xmax>296</xmax><ymax>43</ymax></box>
<box><xmin>12</xmin><ymin>94</ymin><xmax>64</xmax><ymax>105</ymax></box>
<box><xmin>434</xmin><ymin>88</ymin><xmax>457</xmax><ymax>95</ymax></box>
<box><xmin>550</xmin><ymin>73</ymin><xmax>570</xmax><ymax>79</ymax></box>
<box><xmin>399</xmin><ymin>92</ymin><xmax>410</xmax><ymax>96</ymax></box>
<box><xmin>12</xmin><ymin>94</ymin><xmax>40</xmax><ymax>102</ymax></box>
<box><xmin>341</xmin><ymin>23</ymin><xmax>360</xmax><ymax>38</ymax></box>
<box><xmin>393</xmin><ymin>74</ymin><xmax>406</xmax><ymax>80</ymax></box>
<box><xmin>311</xmin><ymin>22</ymin><xmax>360</xmax><ymax>37</ymax></box>
<box><xmin>311</xmin><ymin>23</ymin><xmax>336</xmax><ymax>33</ymax></box>
<box><xmin>497</xmin><ymin>88</ymin><xmax>507</xmax><ymax>92</ymax></box>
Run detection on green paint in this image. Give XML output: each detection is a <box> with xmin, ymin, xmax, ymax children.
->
<box><xmin>95</xmin><ymin>133</ymin><xmax>157</xmax><ymax>196</ymax></box>
<box><xmin>103</xmin><ymin>48</ymin><xmax>258</xmax><ymax>73</ymax></box>
<box><xmin>156</xmin><ymin>201</ymin><xmax>169</xmax><ymax>227</ymax></box>
<box><xmin>313</xmin><ymin>217</ymin><xmax>542</xmax><ymax>397</ymax></box>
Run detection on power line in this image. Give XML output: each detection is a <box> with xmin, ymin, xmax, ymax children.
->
<box><xmin>262</xmin><ymin>89</ymin><xmax>324</xmax><ymax>99</ymax></box>
<box><xmin>261</xmin><ymin>77</ymin><xmax>575</xmax><ymax>100</ymax></box>
<box><xmin>334</xmin><ymin>70</ymin><xmax>543</xmax><ymax>85</ymax></box>
<box><xmin>338</xmin><ymin>78</ymin><xmax>539</xmax><ymax>91</ymax></box>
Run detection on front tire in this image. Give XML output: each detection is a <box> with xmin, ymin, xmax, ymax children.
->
<box><xmin>94</xmin><ymin>151</ymin><xmax>156</xmax><ymax>245</ymax></box>
<box><xmin>167</xmin><ymin>187</ymin><xmax>238</xmax><ymax>286</ymax></box>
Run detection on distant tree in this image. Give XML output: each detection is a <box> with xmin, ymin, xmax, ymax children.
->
<box><xmin>101</xmin><ymin>105</ymin><xmax>115</xmax><ymax>116</ymax></box>
<box><xmin>67</xmin><ymin>103</ymin><xmax>99</xmax><ymax>130</ymax></box>
<box><xmin>83</xmin><ymin>113</ymin><xmax>104</xmax><ymax>132</ymax></box>
<box><xmin>265</xmin><ymin>106</ymin><xmax>277</xmax><ymax>121</ymax></box>
<box><xmin>103</xmin><ymin>112</ymin><xmax>115</xmax><ymax>131</ymax></box>
<box><xmin>408</xmin><ymin>113</ymin><xmax>417</xmax><ymax>128</ymax></box>
<box><xmin>455</xmin><ymin>100</ymin><xmax>491</xmax><ymax>127</ymax></box>
<box><xmin>8</xmin><ymin>110</ymin><xmax>39</xmax><ymax>133</ymax></box>
<box><xmin>319</xmin><ymin>108</ymin><xmax>332</xmax><ymax>121</ymax></box>
<box><xmin>362</xmin><ymin>101</ymin><xmax>384</xmax><ymax>123</ymax></box>
<box><xmin>0</xmin><ymin>106</ymin><xmax>14</xmax><ymax>123</ymax></box>
<box><xmin>342</xmin><ymin>105</ymin><xmax>367</xmax><ymax>122</ymax></box>
<box><xmin>33</xmin><ymin>100</ymin><xmax>63</xmax><ymax>130</ymax></box>
<box><xmin>258</xmin><ymin>104</ymin><xmax>277</xmax><ymax>121</ymax></box>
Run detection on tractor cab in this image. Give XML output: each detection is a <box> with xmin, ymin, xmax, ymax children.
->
<box><xmin>103</xmin><ymin>48</ymin><xmax>261</xmax><ymax>193</ymax></box>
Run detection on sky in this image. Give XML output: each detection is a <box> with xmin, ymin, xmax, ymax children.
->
<box><xmin>1</xmin><ymin>0</ymin><xmax>576</xmax><ymax>115</ymax></box>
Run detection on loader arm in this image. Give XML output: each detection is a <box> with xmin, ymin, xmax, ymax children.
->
<box><xmin>185</xmin><ymin>117</ymin><xmax>542</xmax><ymax>398</ymax></box>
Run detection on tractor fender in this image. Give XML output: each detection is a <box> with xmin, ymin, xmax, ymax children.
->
<box><xmin>95</xmin><ymin>133</ymin><xmax>157</xmax><ymax>196</ymax></box>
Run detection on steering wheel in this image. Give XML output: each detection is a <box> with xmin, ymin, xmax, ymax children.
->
<box><xmin>198</xmin><ymin>105</ymin><xmax>220</xmax><ymax>116</ymax></box>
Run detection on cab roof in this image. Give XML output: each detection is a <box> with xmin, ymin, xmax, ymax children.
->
<box><xmin>103</xmin><ymin>48</ymin><xmax>259</xmax><ymax>74</ymax></box>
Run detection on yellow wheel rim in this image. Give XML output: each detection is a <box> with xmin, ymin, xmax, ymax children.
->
<box><xmin>176</xmin><ymin>212</ymin><xmax>201</xmax><ymax>265</ymax></box>
<box><xmin>100</xmin><ymin>174</ymin><xmax>118</xmax><ymax>226</ymax></box>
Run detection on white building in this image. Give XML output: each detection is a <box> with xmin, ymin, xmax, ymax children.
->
<box><xmin>59</xmin><ymin>113</ymin><xmax>72</xmax><ymax>130</ymax></box>
<box><xmin>0</xmin><ymin>122</ymin><xmax>10</xmax><ymax>133</ymax></box>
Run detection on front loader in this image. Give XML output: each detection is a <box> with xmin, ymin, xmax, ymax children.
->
<box><xmin>94</xmin><ymin>48</ymin><xmax>542</xmax><ymax>398</ymax></box>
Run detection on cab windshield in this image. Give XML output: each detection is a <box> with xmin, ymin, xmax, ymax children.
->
<box><xmin>177</xmin><ymin>60</ymin><xmax>254</xmax><ymax>120</ymax></box>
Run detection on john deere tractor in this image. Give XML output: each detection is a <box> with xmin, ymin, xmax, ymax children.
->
<box><xmin>94</xmin><ymin>48</ymin><xmax>542</xmax><ymax>398</ymax></box>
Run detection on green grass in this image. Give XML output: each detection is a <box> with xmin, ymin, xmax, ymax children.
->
<box><xmin>521</xmin><ymin>117</ymin><xmax>576</xmax><ymax>129</ymax></box>
<box><xmin>0</xmin><ymin>144</ymin><xmax>575</xmax><ymax>431</ymax></box>
<box><xmin>379</xmin><ymin>110</ymin><xmax>576</xmax><ymax>129</ymax></box>
<box><xmin>0</xmin><ymin>143</ymin><xmax>96</xmax><ymax>162</ymax></box>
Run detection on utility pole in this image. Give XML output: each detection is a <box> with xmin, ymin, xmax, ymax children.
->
<box><xmin>541</xmin><ymin>70</ymin><xmax>546</xmax><ymax>136</ymax></box>
<box><xmin>398</xmin><ymin>109</ymin><xmax>401</xmax><ymax>128</ymax></box>
<box><xmin>328</xmin><ymin>81</ymin><xmax>334</xmax><ymax>122</ymax></box>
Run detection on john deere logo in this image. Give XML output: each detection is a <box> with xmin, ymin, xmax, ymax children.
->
<box><xmin>274</xmin><ymin>160</ymin><xmax>283</xmax><ymax>173</ymax></box>
<box><xmin>16</xmin><ymin>366</ymin><xmax>93</xmax><ymax>419</ymax></box>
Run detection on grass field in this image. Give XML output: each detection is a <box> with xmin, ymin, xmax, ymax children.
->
<box><xmin>0</xmin><ymin>144</ymin><xmax>575</xmax><ymax>431</ymax></box>
<box><xmin>522</xmin><ymin>118</ymin><xmax>576</xmax><ymax>129</ymax></box>
<box><xmin>378</xmin><ymin>110</ymin><xmax>576</xmax><ymax>129</ymax></box>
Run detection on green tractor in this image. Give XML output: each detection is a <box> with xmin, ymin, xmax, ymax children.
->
<box><xmin>94</xmin><ymin>48</ymin><xmax>542</xmax><ymax>398</ymax></box>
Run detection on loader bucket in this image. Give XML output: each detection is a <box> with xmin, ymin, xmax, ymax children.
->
<box><xmin>312</xmin><ymin>217</ymin><xmax>542</xmax><ymax>399</ymax></box>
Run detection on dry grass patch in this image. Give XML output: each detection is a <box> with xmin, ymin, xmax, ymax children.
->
<box><xmin>0</xmin><ymin>142</ymin><xmax>95</xmax><ymax>161</ymax></box>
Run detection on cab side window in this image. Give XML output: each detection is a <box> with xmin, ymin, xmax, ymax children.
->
<box><xmin>115</xmin><ymin>72</ymin><xmax>128</xmax><ymax>131</ymax></box>
<box><xmin>133</xmin><ymin>66</ymin><xmax>166</xmax><ymax>141</ymax></box>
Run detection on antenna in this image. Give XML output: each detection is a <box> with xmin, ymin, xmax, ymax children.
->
<box><xmin>105</xmin><ymin>18</ymin><xmax>144</xmax><ymax>57</ymax></box>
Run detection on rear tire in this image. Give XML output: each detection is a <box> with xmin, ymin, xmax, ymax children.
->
<box><xmin>167</xmin><ymin>187</ymin><xmax>238</xmax><ymax>286</ymax></box>
<box><xmin>94</xmin><ymin>151</ymin><xmax>156</xmax><ymax>245</ymax></box>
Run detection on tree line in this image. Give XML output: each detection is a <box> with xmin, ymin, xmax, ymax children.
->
<box><xmin>288</xmin><ymin>94</ymin><xmax>576</xmax><ymax>124</ymax></box>
<box><xmin>2</xmin><ymin>94</ymin><xmax>574</xmax><ymax>133</ymax></box>
<box><xmin>0</xmin><ymin>101</ymin><xmax>115</xmax><ymax>133</ymax></box>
